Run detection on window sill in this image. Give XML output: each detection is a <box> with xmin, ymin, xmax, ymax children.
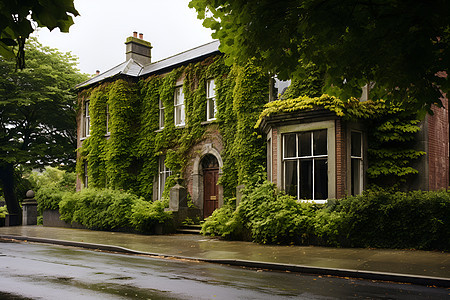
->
<box><xmin>175</xmin><ymin>124</ymin><xmax>186</xmax><ymax>129</ymax></box>
<box><xmin>155</xmin><ymin>128</ymin><xmax>163</xmax><ymax>133</ymax></box>
<box><xmin>201</xmin><ymin>119</ymin><xmax>217</xmax><ymax>125</ymax></box>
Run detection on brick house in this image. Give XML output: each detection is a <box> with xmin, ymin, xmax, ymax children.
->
<box><xmin>76</xmin><ymin>33</ymin><xmax>449</xmax><ymax>218</ymax></box>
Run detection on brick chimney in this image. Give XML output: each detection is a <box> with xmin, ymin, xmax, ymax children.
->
<box><xmin>125</xmin><ymin>31</ymin><xmax>152</xmax><ymax>65</ymax></box>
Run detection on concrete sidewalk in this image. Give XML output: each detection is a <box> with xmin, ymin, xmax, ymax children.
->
<box><xmin>0</xmin><ymin>226</ymin><xmax>449</xmax><ymax>287</ymax></box>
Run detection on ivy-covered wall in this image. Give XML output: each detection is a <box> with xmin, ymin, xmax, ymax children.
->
<box><xmin>77</xmin><ymin>56</ymin><xmax>269</xmax><ymax>202</ymax></box>
<box><xmin>257</xmin><ymin>95</ymin><xmax>428</xmax><ymax>188</ymax></box>
<box><xmin>77</xmin><ymin>51</ymin><xmax>446</xmax><ymax>207</ymax></box>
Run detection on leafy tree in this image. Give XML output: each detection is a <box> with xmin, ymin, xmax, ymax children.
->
<box><xmin>0</xmin><ymin>39</ymin><xmax>88</xmax><ymax>224</ymax></box>
<box><xmin>189</xmin><ymin>0</ymin><xmax>449</xmax><ymax>109</ymax></box>
<box><xmin>0</xmin><ymin>0</ymin><xmax>78</xmax><ymax>69</ymax></box>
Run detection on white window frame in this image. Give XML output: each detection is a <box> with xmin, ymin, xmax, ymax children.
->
<box><xmin>83</xmin><ymin>100</ymin><xmax>90</xmax><ymax>137</ymax></box>
<box><xmin>350</xmin><ymin>131</ymin><xmax>364</xmax><ymax>195</ymax></box>
<box><xmin>206</xmin><ymin>79</ymin><xmax>217</xmax><ymax>121</ymax></box>
<box><xmin>174</xmin><ymin>86</ymin><xmax>185</xmax><ymax>126</ymax></box>
<box><xmin>282</xmin><ymin>130</ymin><xmax>328</xmax><ymax>201</ymax></box>
<box><xmin>158</xmin><ymin>156</ymin><xmax>172</xmax><ymax>200</ymax></box>
<box><xmin>159</xmin><ymin>98</ymin><xmax>165</xmax><ymax>129</ymax></box>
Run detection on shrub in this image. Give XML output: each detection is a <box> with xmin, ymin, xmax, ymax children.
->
<box><xmin>130</xmin><ymin>199</ymin><xmax>173</xmax><ymax>233</ymax></box>
<box><xmin>202</xmin><ymin>180</ymin><xmax>317</xmax><ymax>244</ymax></box>
<box><xmin>202</xmin><ymin>182</ymin><xmax>450</xmax><ymax>250</ymax></box>
<box><xmin>59</xmin><ymin>188</ymin><xmax>138</xmax><ymax>230</ymax></box>
<box><xmin>332</xmin><ymin>189</ymin><xmax>450</xmax><ymax>250</ymax></box>
<box><xmin>0</xmin><ymin>206</ymin><xmax>7</xmax><ymax>218</ymax></box>
<box><xmin>201</xmin><ymin>200</ymin><xmax>244</xmax><ymax>239</ymax></box>
<box><xmin>36</xmin><ymin>186</ymin><xmax>67</xmax><ymax>213</ymax></box>
<box><xmin>58</xmin><ymin>188</ymin><xmax>173</xmax><ymax>233</ymax></box>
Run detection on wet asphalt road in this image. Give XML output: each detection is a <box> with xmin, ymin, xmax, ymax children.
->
<box><xmin>0</xmin><ymin>241</ymin><xmax>448</xmax><ymax>300</ymax></box>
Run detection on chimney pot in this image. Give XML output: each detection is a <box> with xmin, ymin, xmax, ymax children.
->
<box><xmin>96</xmin><ymin>70</ymin><xmax>100</xmax><ymax>75</ymax></box>
<box><xmin>133</xmin><ymin>31</ymin><xmax>137</xmax><ymax>38</ymax></box>
<box><xmin>139</xmin><ymin>33</ymin><xmax>143</xmax><ymax>39</ymax></box>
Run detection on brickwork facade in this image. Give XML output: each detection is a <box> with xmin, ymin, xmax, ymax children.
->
<box><xmin>427</xmin><ymin>96</ymin><xmax>449</xmax><ymax>190</ymax></box>
<box><xmin>335</xmin><ymin>119</ymin><xmax>347</xmax><ymax>199</ymax></box>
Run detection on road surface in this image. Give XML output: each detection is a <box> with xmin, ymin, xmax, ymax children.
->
<box><xmin>0</xmin><ymin>241</ymin><xmax>447</xmax><ymax>299</ymax></box>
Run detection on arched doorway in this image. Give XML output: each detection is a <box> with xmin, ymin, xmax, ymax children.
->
<box><xmin>201</xmin><ymin>154</ymin><xmax>219</xmax><ymax>218</ymax></box>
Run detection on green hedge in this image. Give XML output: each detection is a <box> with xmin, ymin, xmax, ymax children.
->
<box><xmin>202</xmin><ymin>181</ymin><xmax>450</xmax><ymax>250</ymax></box>
<box><xmin>36</xmin><ymin>187</ymin><xmax>172</xmax><ymax>233</ymax></box>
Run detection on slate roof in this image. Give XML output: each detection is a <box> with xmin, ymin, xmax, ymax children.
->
<box><xmin>76</xmin><ymin>40</ymin><xmax>220</xmax><ymax>89</ymax></box>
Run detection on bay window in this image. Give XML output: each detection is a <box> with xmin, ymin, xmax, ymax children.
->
<box><xmin>283</xmin><ymin>130</ymin><xmax>328</xmax><ymax>200</ymax></box>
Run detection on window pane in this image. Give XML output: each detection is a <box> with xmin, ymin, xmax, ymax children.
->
<box><xmin>284</xmin><ymin>134</ymin><xmax>297</xmax><ymax>158</ymax></box>
<box><xmin>313</xmin><ymin>130</ymin><xmax>327</xmax><ymax>155</ymax></box>
<box><xmin>351</xmin><ymin>131</ymin><xmax>362</xmax><ymax>157</ymax></box>
<box><xmin>159</xmin><ymin>107</ymin><xmax>165</xmax><ymax>128</ymax></box>
<box><xmin>208</xmin><ymin>98</ymin><xmax>216</xmax><ymax>119</ymax></box>
<box><xmin>180</xmin><ymin>104</ymin><xmax>185</xmax><ymax>124</ymax></box>
<box><xmin>298</xmin><ymin>132</ymin><xmax>311</xmax><ymax>156</ymax></box>
<box><xmin>351</xmin><ymin>158</ymin><xmax>361</xmax><ymax>195</ymax></box>
<box><xmin>175</xmin><ymin>87</ymin><xmax>184</xmax><ymax>105</ymax></box>
<box><xmin>207</xmin><ymin>79</ymin><xmax>215</xmax><ymax>98</ymax></box>
<box><xmin>299</xmin><ymin>159</ymin><xmax>312</xmax><ymax>200</ymax></box>
<box><xmin>314</xmin><ymin>159</ymin><xmax>328</xmax><ymax>199</ymax></box>
<box><xmin>284</xmin><ymin>160</ymin><xmax>298</xmax><ymax>198</ymax></box>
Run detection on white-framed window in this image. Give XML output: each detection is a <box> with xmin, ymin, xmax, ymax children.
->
<box><xmin>106</xmin><ymin>104</ymin><xmax>110</xmax><ymax>135</ymax></box>
<box><xmin>283</xmin><ymin>130</ymin><xmax>328</xmax><ymax>201</ymax></box>
<box><xmin>206</xmin><ymin>79</ymin><xmax>216</xmax><ymax>120</ymax></box>
<box><xmin>351</xmin><ymin>131</ymin><xmax>363</xmax><ymax>195</ymax></box>
<box><xmin>159</xmin><ymin>99</ymin><xmax>165</xmax><ymax>129</ymax></box>
<box><xmin>83</xmin><ymin>100</ymin><xmax>90</xmax><ymax>137</ymax></box>
<box><xmin>158</xmin><ymin>156</ymin><xmax>172</xmax><ymax>200</ymax></box>
<box><xmin>174</xmin><ymin>86</ymin><xmax>185</xmax><ymax>126</ymax></box>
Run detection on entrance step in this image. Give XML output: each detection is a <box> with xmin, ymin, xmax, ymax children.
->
<box><xmin>176</xmin><ymin>224</ymin><xmax>202</xmax><ymax>234</ymax></box>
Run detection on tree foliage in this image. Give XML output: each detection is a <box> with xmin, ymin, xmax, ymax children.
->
<box><xmin>0</xmin><ymin>0</ymin><xmax>78</xmax><ymax>69</ymax></box>
<box><xmin>0</xmin><ymin>38</ymin><xmax>87</xmax><ymax>219</ymax></box>
<box><xmin>189</xmin><ymin>0</ymin><xmax>450</xmax><ymax>109</ymax></box>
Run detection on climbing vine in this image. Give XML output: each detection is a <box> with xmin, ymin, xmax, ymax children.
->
<box><xmin>77</xmin><ymin>55</ymin><xmax>268</xmax><ymax>201</ymax></box>
<box><xmin>257</xmin><ymin>95</ymin><xmax>426</xmax><ymax>186</ymax></box>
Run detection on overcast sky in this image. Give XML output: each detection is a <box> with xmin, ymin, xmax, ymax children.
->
<box><xmin>32</xmin><ymin>0</ymin><xmax>214</xmax><ymax>75</ymax></box>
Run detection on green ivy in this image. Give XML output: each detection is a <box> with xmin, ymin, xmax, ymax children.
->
<box><xmin>77</xmin><ymin>55</ymin><xmax>268</xmax><ymax>201</ymax></box>
<box><xmin>257</xmin><ymin>95</ymin><xmax>426</xmax><ymax>186</ymax></box>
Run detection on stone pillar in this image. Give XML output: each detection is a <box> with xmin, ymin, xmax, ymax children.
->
<box><xmin>168</xmin><ymin>184</ymin><xmax>187</xmax><ymax>211</ymax></box>
<box><xmin>22</xmin><ymin>190</ymin><xmax>38</xmax><ymax>225</ymax></box>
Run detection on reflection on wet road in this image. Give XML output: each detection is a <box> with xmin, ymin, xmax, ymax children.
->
<box><xmin>0</xmin><ymin>241</ymin><xmax>447</xmax><ymax>299</ymax></box>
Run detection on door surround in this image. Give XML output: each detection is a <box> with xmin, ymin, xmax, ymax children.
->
<box><xmin>192</xmin><ymin>144</ymin><xmax>223</xmax><ymax>217</ymax></box>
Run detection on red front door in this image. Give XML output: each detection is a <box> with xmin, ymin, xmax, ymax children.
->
<box><xmin>203</xmin><ymin>168</ymin><xmax>219</xmax><ymax>218</ymax></box>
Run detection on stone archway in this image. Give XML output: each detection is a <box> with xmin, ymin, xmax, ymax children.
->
<box><xmin>192</xmin><ymin>144</ymin><xmax>223</xmax><ymax>218</ymax></box>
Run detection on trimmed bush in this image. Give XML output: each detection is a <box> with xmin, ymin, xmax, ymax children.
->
<box><xmin>202</xmin><ymin>180</ymin><xmax>450</xmax><ymax>250</ymax></box>
<box><xmin>331</xmin><ymin>189</ymin><xmax>450</xmax><ymax>250</ymax></box>
<box><xmin>59</xmin><ymin>188</ymin><xmax>172</xmax><ymax>232</ymax></box>
<box><xmin>130</xmin><ymin>199</ymin><xmax>173</xmax><ymax>233</ymax></box>
<box><xmin>36</xmin><ymin>186</ymin><xmax>67</xmax><ymax>213</ymax></box>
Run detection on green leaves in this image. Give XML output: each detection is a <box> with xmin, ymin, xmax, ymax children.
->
<box><xmin>0</xmin><ymin>38</ymin><xmax>88</xmax><ymax>171</ymax></box>
<box><xmin>190</xmin><ymin>0</ymin><xmax>449</xmax><ymax>110</ymax></box>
